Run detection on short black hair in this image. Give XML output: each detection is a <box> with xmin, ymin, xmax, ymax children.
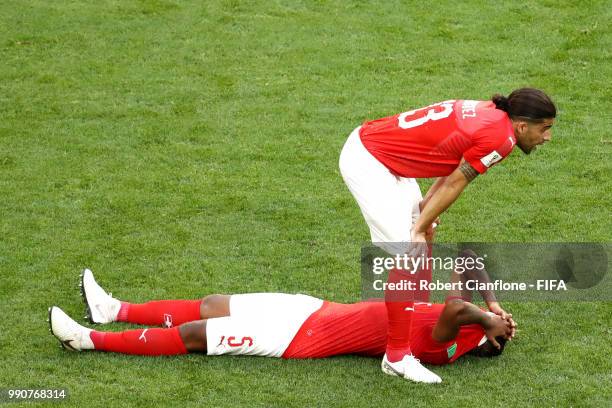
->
<box><xmin>469</xmin><ymin>336</ymin><xmax>508</xmax><ymax>358</ymax></box>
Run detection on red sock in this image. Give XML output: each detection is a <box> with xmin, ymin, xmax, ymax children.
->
<box><xmin>90</xmin><ymin>327</ymin><xmax>187</xmax><ymax>356</ymax></box>
<box><xmin>385</xmin><ymin>267</ymin><xmax>415</xmax><ymax>362</ymax></box>
<box><xmin>116</xmin><ymin>300</ymin><xmax>202</xmax><ymax>327</ymax></box>
<box><xmin>414</xmin><ymin>244</ymin><xmax>433</xmax><ymax>303</ymax></box>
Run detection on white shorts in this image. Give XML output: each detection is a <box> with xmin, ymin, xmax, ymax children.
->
<box><xmin>206</xmin><ymin>293</ymin><xmax>323</xmax><ymax>358</ymax></box>
<box><xmin>339</xmin><ymin>126</ymin><xmax>422</xmax><ymax>254</ymax></box>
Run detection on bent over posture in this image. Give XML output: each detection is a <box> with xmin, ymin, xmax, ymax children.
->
<box><xmin>49</xmin><ymin>270</ymin><xmax>512</xmax><ymax>383</ymax></box>
<box><xmin>339</xmin><ymin>88</ymin><xmax>554</xmax><ymax>382</ymax></box>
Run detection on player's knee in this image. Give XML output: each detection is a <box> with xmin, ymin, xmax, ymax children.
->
<box><xmin>179</xmin><ymin>320</ymin><xmax>207</xmax><ymax>353</ymax></box>
<box><xmin>200</xmin><ymin>295</ymin><xmax>218</xmax><ymax>316</ymax></box>
<box><xmin>200</xmin><ymin>294</ymin><xmax>230</xmax><ymax>319</ymax></box>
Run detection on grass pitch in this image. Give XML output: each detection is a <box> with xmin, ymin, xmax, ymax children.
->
<box><xmin>1</xmin><ymin>1</ymin><xmax>611</xmax><ymax>407</ymax></box>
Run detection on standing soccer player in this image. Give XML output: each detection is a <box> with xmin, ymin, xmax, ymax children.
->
<box><xmin>339</xmin><ymin>88</ymin><xmax>556</xmax><ymax>383</ymax></box>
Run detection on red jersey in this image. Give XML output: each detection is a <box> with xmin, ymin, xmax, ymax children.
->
<box><xmin>282</xmin><ymin>302</ymin><xmax>486</xmax><ymax>365</ymax></box>
<box><xmin>359</xmin><ymin>100</ymin><xmax>516</xmax><ymax>178</ymax></box>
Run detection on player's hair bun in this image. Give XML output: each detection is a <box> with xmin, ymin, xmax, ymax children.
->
<box><xmin>491</xmin><ymin>94</ymin><xmax>510</xmax><ymax>112</ymax></box>
<box><xmin>491</xmin><ymin>88</ymin><xmax>556</xmax><ymax>121</ymax></box>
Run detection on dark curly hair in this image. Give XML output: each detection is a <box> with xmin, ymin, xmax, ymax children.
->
<box><xmin>469</xmin><ymin>336</ymin><xmax>508</xmax><ymax>358</ymax></box>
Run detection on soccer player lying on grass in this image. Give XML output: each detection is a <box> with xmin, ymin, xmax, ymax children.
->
<box><xmin>49</xmin><ymin>270</ymin><xmax>513</xmax><ymax>383</ymax></box>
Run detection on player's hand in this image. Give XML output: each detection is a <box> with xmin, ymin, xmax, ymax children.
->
<box><xmin>409</xmin><ymin>229</ymin><xmax>429</xmax><ymax>261</ymax></box>
<box><xmin>483</xmin><ymin>314</ymin><xmax>513</xmax><ymax>349</ymax></box>
<box><xmin>411</xmin><ymin>228</ymin><xmax>427</xmax><ymax>243</ymax></box>
<box><xmin>488</xmin><ymin>301</ymin><xmax>508</xmax><ymax>319</ymax></box>
<box><xmin>425</xmin><ymin>224</ymin><xmax>436</xmax><ymax>243</ymax></box>
<box><xmin>487</xmin><ymin>302</ymin><xmax>517</xmax><ymax>340</ymax></box>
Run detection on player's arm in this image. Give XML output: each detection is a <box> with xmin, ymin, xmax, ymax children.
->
<box><xmin>432</xmin><ymin>300</ymin><xmax>512</xmax><ymax>349</ymax></box>
<box><xmin>420</xmin><ymin>177</ymin><xmax>447</xmax><ymax>210</ymax></box>
<box><xmin>445</xmin><ymin>258</ymin><xmax>498</xmax><ymax>305</ymax></box>
<box><xmin>455</xmin><ymin>249</ymin><xmax>516</xmax><ymax>331</ymax></box>
<box><xmin>419</xmin><ymin>177</ymin><xmax>447</xmax><ymax>230</ymax></box>
<box><xmin>413</xmin><ymin>161</ymin><xmax>478</xmax><ymax>238</ymax></box>
<box><xmin>456</xmin><ymin>249</ymin><xmax>496</xmax><ymax>303</ymax></box>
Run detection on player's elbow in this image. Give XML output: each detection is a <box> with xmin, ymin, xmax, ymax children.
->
<box><xmin>458</xmin><ymin>249</ymin><xmax>481</xmax><ymax>278</ymax></box>
<box><xmin>432</xmin><ymin>300</ymin><xmax>466</xmax><ymax>342</ymax></box>
<box><xmin>443</xmin><ymin>299</ymin><xmax>468</xmax><ymax>322</ymax></box>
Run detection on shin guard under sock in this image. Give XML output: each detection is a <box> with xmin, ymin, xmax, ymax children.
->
<box><xmin>116</xmin><ymin>300</ymin><xmax>202</xmax><ymax>327</ymax></box>
<box><xmin>90</xmin><ymin>327</ymin><xmax>188</xmax><ymax>356</ymax></box>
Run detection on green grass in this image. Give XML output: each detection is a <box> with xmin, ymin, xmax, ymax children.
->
<box><xmin>1</xmin><ymin>0</ymin><xmax>611</xmax><ymax>406</ymax></box>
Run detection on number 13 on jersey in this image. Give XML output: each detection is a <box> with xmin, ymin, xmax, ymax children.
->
<box><xmin>398</xmin><ymin>100</ymin><xmax>456</xmax><ymax>129</ymax></box>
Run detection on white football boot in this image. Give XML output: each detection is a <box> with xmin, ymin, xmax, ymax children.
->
<box><xmin>80</xmin><ymin>268</ymin><xmax>121</xmax><ymax>324</ymax></box>
<box><xmin>48</xmin><ymin>306</ymin><xmax>94</xmax><ymax>351</ymax></box>
<box><xmin>382</xmin><ymin>354</ymin><xmax>442</xmax><ymax>384</ymax></box>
